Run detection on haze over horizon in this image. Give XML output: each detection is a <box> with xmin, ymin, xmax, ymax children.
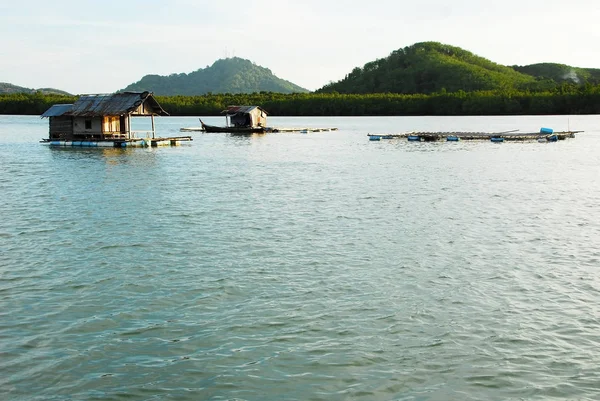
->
<box><xmin>1</xmin><ymin>0</ymin><xmax>598</xmax><ymax>95</ymax></box>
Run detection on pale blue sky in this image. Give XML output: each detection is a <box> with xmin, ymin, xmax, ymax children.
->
<box><xmin>1</xmin><ymin>0</ymin><xmax>598</xmax><ymax>94</ymax></box>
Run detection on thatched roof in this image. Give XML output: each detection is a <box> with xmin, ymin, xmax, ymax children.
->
<box><xmin>42</xmin><ymin>91</ymin><xmax>168</xmax><ymax>117</ymax></box>
<box><xmin>222</xmin><ymin>105</ymin><xmax>267</xmax><ymax>115</ymax></box>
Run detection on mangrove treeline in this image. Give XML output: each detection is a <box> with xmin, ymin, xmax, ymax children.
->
<box><xmin>2</xmin><ymin>85</ymin><xmax>600</xmax><ymax>117</ymax></box>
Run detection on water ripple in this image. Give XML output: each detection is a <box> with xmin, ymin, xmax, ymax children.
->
<box><xmin>2</xmin><ymin>116</ymin><xmax>600</xmax><ymax>400</ymax></box>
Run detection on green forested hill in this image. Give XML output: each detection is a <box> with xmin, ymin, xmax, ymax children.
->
<box><xmin>121</xmin><ymin>57</ymin><xmax>308</xmax><ymax>95</ymax></box>
<box><xmin>317</xmin><ymin>42</ymin><xmax>587</xmax><ymax>94</ymax></box>
<box><xmin>512</xmin><ymin>63</ymin><xmax>600</xmax><ymax>85</ymax></box>
<box><xmin>0</xmin><ymin>82</ymin><xmax>71</xmax><ymax>95</ymax></box>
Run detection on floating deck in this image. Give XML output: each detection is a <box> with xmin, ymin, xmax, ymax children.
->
<box><xmin>180</xmin><ymin>126</ymin><xmax>207</xmax><ymax>132</ymax></box>
<box><xmin>41</xmin><ymin>136</ymin><xmax>193</xmax><ymax>148</ymax></box>
<box><xmin>368</xmin><ymin>130</ymin><xmax>581</xmax><ymax>142</ymax></box>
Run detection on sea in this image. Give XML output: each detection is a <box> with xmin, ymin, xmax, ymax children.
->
<box><xmin>1</xmin><ymin>114</ymin><xmax>600</xmax><ymax>401</ymax></box>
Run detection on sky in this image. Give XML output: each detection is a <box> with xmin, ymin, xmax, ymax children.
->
<box><xmin>1</xmin><ymin>0</ymin><xmax>599</xmax><ymax>95</ymax></box>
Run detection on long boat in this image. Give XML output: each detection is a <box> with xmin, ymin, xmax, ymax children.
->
<box><xmin>199</xmin><ymin>119</ymin><xmax>265</xmax><ymax>133</ymax></box>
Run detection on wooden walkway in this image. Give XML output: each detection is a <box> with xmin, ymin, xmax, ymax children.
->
<box><xmin>266</xmin><ymin>127</ymin><xmax>338</xmax><ymax>133</ymax></box>
<box><xmin>180</xmin><ymin>126</ymin><xmax>338</xmax><ymax>133</ymax></box>
<box><xmin>146</xmin><ymin>136</ymin><xmax>192</xmax><ymax>146</ymax></box>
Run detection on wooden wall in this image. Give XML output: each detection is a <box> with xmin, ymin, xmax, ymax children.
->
<box><xmin>73</xmin><ymin>117</ymin><xmax>102</xmax><ymax>136</ymax></box>
<box><xmin>49</xmin><ymin>117</ymin><xmax>73</xmax><ymax>139</ymax></box>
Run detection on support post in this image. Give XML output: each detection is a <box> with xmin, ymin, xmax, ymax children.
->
<box><xmin>151</xmin><ymin>115</ymin><xmax>155</xmax><ymax>139</ymax></box>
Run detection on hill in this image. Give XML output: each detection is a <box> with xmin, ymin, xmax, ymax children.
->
<box><xmin>121</xmin><ymin>57</ymin><xmax>308</xmax><ymax>95</ymax></box>
<box><xmin>512</xmin><ymin>63</ymin><xmax>600</xmax><ymax>85</ymax></box>
<box><xmin>317</xmin><ymin>42</ymin><xmax>600</xmax><ymax>94</ymax></box>
<box><xmin>0</xmin><ymin>82</ymin><xmax>71</xmax><ymax>95</ymax></box>
<box><xmin>318</xmin><ymin>42</ymin><xmax>540</xmax><ymax>94</ymax></box>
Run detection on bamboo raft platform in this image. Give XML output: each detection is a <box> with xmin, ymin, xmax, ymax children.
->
<box><xmin>368</xmin><ymin>130</ymin><xmax>582</xmax><ymax>142</ymax></box>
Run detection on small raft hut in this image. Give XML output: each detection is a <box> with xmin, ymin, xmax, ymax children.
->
<box><xmin>41</xmin><ymin>91</ymin><xmax>191</xmax><ymax>147</ymax></box>
<box><xmin>197</xmin><ymin>105</ymin><xmax>268</xmax><ymax>133</ymax></box>
<box><xmin>225</xmin><ymin>105</ymin><xmax>267</xmax><ymax>128</ymax></box>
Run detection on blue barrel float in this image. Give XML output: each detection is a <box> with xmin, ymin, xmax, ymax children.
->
<box><xmin>407</xmin><ymin>135</ymin><xmax>421</xmax><ymax>141</ymax></box>
<box><xmin>490</xmin><ymin>137</ymin><xmax>504</xmax><ymax>143</ymax></box>
<box><xmin>369</xmin><ymin>135</ymin><xmax>381</xmax><ymax>141</ymax></box>
<box><xmin>447</xmin><ymin>136</ymin><xmax>459</xmax><ymax>141</ymax></box>
<box><xmin>540</xmin><ymin>127</ymin><xmax>557</xmax><ymax>142</ymax></box>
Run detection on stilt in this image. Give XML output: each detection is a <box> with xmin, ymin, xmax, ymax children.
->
<box><xmin>151</xmin><ymin>115</ymin><xmax>155</xmax><ymax>139</ymax></box>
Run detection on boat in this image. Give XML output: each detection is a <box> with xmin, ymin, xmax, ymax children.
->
<box><xmin>199</xmin><ymin>119</ymin><xmax>265</xmax><ymax>133</ymax></box>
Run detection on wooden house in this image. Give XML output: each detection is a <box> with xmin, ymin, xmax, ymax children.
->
<box><xmin>41</xmin><ymin>91</ymin><xmax>169</xmax><ymax>142</ymax></box>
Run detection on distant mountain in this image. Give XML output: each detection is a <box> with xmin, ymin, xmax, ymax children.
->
<box><xmin>121</xmin><ymin>57</ymin><xmax>308</xmax><ymax>95</ymax></box>
<box><xmin>317</xmin><ymin>42</ymin><xmax>600</xmax><ymax>94</ymax></box>
<box><xmin>0</xmin><ymin>82</ymin><xmax>71</xmax><ymax>95</ymax></box>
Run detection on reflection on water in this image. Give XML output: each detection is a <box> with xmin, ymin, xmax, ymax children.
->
<box><xmin>227</xmin><ymin>132</ymin><xmax>267</xmax><ymax>140</ymax></box>
<box><xmin>47</xmin><ymin>146</ymin><xmax>163</xmax><ymax>168</ymax></box>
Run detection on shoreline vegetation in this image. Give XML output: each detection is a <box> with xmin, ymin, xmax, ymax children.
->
<box><xmin>1</xmin><ymin>85</ymin><xmax>599</xmax><ymax>117</ymax></box>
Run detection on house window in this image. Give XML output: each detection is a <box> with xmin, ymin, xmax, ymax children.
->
<box><xmin>85</xmin><ymin>120</ymin><xmax>92</xmax><ymax>129</ymax></box>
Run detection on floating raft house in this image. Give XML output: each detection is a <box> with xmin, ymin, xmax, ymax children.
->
<box><xmin>41</xmin><ymin>91</ymin><xmax>192</xmax><ymax>147</ymax></box>
<box><xmin>368</xmin><ymin>128</ymin><xmax>581</xmax><ymax>142</ymax></box>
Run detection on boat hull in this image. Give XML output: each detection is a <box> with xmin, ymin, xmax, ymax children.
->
<box><xmin>201</xmin><ymin>124</ymin><xmax>265</xmax><ymax>133</ymax></box>
<box><xmin>198</xmin><ymin>118</ymin><xmax>264</xmax><ymax>133</ymax></box>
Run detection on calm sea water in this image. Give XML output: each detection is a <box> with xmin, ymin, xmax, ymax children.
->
<box><xmin>1</xmin><ymin>114</ymin><xmax>600</xmax><ymax>400</ymax></box>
